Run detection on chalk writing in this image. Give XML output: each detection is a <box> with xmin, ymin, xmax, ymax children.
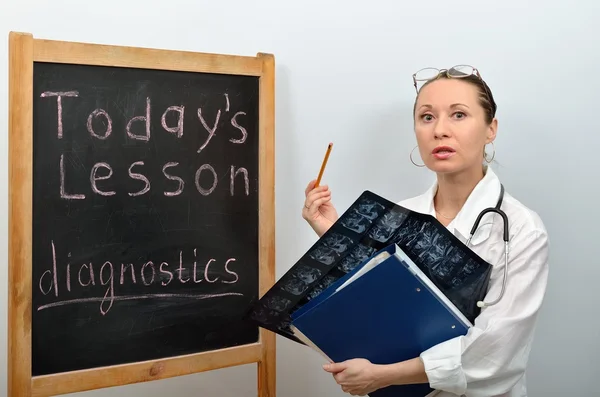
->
<box><xmin>197</xmin><ymin>108</ymin><xmax>221</xmax><ymax>153</ymax></box>
<box><xmin>230</xmin><ymin>166</ymin><xmax>250</xmax><ymax>195</ymax></box>
<box><xmin>128</xmin><ymin>161</ymin><xmax>151</xmax><ymax>197</ymax></box>
<box><xmin>40</xmin><ymin>91</ymin><xmax>79</xmax><ymax>139</ymax></box>
<box><xmin>230</xmin><ymin>111</ymin><xmax>247</xmax><ymax>144</ymax></box>
<box><xmin>90</xmin><ymin>162</ymin><xmax>116</xmax><ymax>196</ymax></box>
<box><xmin>162</xmin><ymin>162</ymin><xmax>184</xmax><ymax>196</ymax></box>
<box><xmin>60</xmin><ymin>154</ymin><xmax>85</xmax><ymax>200</ymax></box>
<box><xmin>126</xmin><ymin>97</ymin><xmax>151</xmax><ymax>141</ymax></box>
<box><xmin>41</xmin><ymin>91</ymin><xmax>254</xmax><ymax>199</ymax></box>
<box><xmin>38</xmin><ymin>88</ymin><xmax>254</xmax><ymax>313</ymax></box>
<box><xmin>38</xmin><ymin>91</ymin><xmax>250</xmax><ymax>147</ymax></box>
<box><xmin>195</xmin><ymin>164</ymin><xmax>218</xmax><ymax>196</ymax></box>
<box><xmin>87</xmin><ymin>108</ymin><xmax>112</xmax><ymax>140</ymax></box>
<box><xmin>161</xmin><ymin>105</ymin><xmax>185</xmax><ymax>138</ymax></box>
<box><xmin>38</xmin><ymin>241</ymin><xmax>244</xmax><ymax>315</ymax></box>
<box><xmin>60</xmin><ymin>158</ymin><xmax>250</xmax><ymax>198</ymax></box>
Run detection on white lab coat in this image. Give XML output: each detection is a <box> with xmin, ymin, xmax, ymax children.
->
<box><xmin>396</xmin><ymin>166</ymin><xmax>549</xmax><ymax>397</ymax></box>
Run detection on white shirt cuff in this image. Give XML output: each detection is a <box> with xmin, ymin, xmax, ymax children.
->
<box><xmin>420</xmin><ymin>336</ymin><xmax>467</xmax><ymax>395</ymax></box>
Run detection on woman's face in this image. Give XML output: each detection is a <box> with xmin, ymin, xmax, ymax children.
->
<box><xmin>413</xmin><ymin>78</ymin><xmax>497</xmax><ymax>175</ymax></box>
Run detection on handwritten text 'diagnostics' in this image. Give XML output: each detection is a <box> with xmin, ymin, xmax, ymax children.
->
<box><xmin>37</xmin><ymin>241</ymin><xmax>245</xmax><ymax>315</ymax></box>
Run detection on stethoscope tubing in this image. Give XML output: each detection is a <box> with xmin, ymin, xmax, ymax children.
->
<box><xmin>464</xmin><ymin>184</ymin><xmax>510</xmax><ymax>309</ymax></box>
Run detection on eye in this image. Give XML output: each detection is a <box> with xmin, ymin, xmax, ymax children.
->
<box><xmin>453</xmin><ymin>111</ymin><xmax>466</xmax><ymax>119</ymax></box>
<box><xmin>420</xmin><ymin>113</ymin><xmax>434</xmax><ymax>122</ymax></box>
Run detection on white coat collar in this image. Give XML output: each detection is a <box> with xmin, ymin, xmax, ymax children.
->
<box><xmin>407</xmin><ymin>166</ymin><xmax>502</xmax><ymax>245</ymax></box>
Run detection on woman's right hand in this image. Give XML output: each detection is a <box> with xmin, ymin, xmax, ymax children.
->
<box><xmin>302</xmin><ymin>179</ymin><xmax>338</xmax><ymax>237</ymax></box>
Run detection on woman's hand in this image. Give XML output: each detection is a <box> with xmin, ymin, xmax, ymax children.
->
<box><xmin>323</xmin><ymin>359</ymin><xmax>386</xmax><ymax>396</ymax></box>
<box><xmin>302</xmin><ymin>179</ymin><xmax>338</xmax><ymax>237</ymax></box>
<box><xmin>323</xmin><ymin>357</ymin><xmax>429</xmax><ymax>395</ymax></box>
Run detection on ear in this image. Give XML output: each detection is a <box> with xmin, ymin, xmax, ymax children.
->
<box><xmin>485</xmin><ymin>117</ymin><xmax>498</xmax><ymax>143</ymax></box>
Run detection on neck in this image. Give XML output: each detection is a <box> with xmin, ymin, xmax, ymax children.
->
<box><xmin>434</xmin><ymin>165</ymin><xmax>485</xmax><ymax>220</ymax></box>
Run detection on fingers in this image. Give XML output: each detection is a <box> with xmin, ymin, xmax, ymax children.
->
<box><xmin>305</xmin><ymin>180</ymin><xmax>330</xmax><ymax>197</ymax></box>
<box><xmin>304</xmin><ymin>179</ymin><xmax>317</xmax><ymax>196</ymax></box>
<box><xmin>306</xmin><ymin>185</ymin><xmax>330</xmax><ymax>201</ymax></box>
<box><xmin>323</xmin><ymin>362</ymin><xmax>346</xmax><ymax>373</ymax></box>
<box><xmin>308</xmin><ymin>195</ymin><xmax>331</xmax><ymax>212</ymax></box>
<box><xmin>303</xmin><ymin>184</ymin><xmax>330</xmax><ymax>212</ymax></box>
<box><xmin>303</xmin><ymin>197</ymin><xmax>331</xmax><ymax>220</ymax></box>
<box><xmin>305</xmin><ymin>189</ymin><xmax>330</xmax><ymax>207</ymax></box>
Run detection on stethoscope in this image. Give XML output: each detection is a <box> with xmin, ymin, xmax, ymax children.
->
<box><xmin>464</xmin><ymin>184</ymin><xmax>510</xmax><ymax>308</ymax></box>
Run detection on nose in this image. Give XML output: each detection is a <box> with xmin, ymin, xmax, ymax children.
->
<box><xmin>433</xmin><ymin>117</ymin><xmax>451</xmax><ymax>140</ymax></box>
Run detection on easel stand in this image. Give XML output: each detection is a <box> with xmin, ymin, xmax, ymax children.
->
<box><xmin>8</xmin><ymin>31</ymin><xmax>275</xmax><ymax>397</ymax></box>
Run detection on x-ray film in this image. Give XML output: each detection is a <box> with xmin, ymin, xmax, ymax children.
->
<box><xmin>244</xmin><ymin>191</ymin><xmax>492</xmax><ymax>343</ymax></box>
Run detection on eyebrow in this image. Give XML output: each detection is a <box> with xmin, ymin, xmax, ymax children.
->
<box><xmin>418</xmin><ymin>103</ymin><xmax>470</xmax><ymax>110</ymax></box>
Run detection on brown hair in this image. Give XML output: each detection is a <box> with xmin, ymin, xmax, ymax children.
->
<box><xmin>413</xmin><ymin>73</ymin><xmax>497</xmax><ymax>124</ymax></box>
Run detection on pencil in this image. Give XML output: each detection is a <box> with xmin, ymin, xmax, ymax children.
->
<box><xmin>315</xmin><ymin>142</ymin><xmax>333</xmax><ymax>188</ymax></box>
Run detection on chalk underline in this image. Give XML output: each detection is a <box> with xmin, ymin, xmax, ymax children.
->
<box><xmin>36</xmin><ymin>292</ymin><xmax>244</xmax><ymax>311</ymax></box>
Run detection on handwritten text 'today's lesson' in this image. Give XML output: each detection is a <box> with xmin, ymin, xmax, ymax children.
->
<box><xmin>36</xmin><ymin>91</ymin><xmax>253</xmax><ymax>315</ymax></box>
<box><xmin>40</xmin><ymin>91</ymin><xmax>252</xmax><ymax>199</ymax></box>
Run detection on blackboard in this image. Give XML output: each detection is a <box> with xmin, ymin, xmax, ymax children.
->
<box><xmin>31</xmin><ymin>61</ymin><xmax>260</xmax><ymax>375</ymax></box>
<box><xmin>9</xmin><ymin>32</ymin><xmax>275</xmax><ymax>397</ymax></box>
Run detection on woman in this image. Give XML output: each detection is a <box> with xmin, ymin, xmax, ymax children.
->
<box><xmin>301</xmin><ymin>66</ymin><xmax>549</xmax><ymax>397</ymax></box>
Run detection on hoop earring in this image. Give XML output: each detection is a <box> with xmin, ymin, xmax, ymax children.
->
<box><xmin>410</xmin><ymin>145</ymin><xmax>425</xmax><ymax>167</ymax></box>
<box><xmin>484</xmin><ymin>141</ymin><xmax>496</xmax><ymax>163</ymax></box>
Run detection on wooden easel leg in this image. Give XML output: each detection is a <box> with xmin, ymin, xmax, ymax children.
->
<box><xmin>256</xmin><ymin>50</ymin><xmax>276</xmax><ymax>397</ymax></box>
<box><xmin>258</xmin><ymin>330</ymin><xmax>276</xmax><ymax>397</ymax></box>
<box><xmin>8</xmin><ymin>30</ymin><xmax>34</xmax><ymax>397</ymax></box>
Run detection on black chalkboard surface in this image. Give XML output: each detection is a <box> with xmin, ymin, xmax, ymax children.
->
<box><xmin>31</xmin><ymin>62</ymin><xmax>260</xmax><ymax>376</ymax></box>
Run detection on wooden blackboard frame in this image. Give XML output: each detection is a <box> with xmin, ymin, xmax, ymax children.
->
<box><xmin>8</xmin><ymin>31</ymin><xmax>276</xmax><ymax>397</ymax></box>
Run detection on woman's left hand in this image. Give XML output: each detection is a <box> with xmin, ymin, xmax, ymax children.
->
<box><xmin>323</xmin><ymin>358</ymin><xmax>386</xmax><ymax>396</ymax></box>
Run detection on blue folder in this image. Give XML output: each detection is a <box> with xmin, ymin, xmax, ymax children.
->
<box><xmin>290</xmin><ymin>243</ymin><xmax>471</xmax><ymax>397</ymax></box>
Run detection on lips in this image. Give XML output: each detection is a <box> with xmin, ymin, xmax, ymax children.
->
<box><xmin>432</xmin><ymin>146</ymin><xmax>455</xmax><ymax>154</ymax></box>
<box><xmin>432</xmin><ymin>146</ymin><xmax>456</xmax><ymax>160</ymax></box>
